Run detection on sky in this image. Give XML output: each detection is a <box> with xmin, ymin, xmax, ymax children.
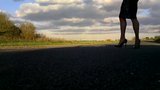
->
<box><xmin>0</xmin><ymin>0</ymin><xmax>160</xmax><ymax>40</ymax></box>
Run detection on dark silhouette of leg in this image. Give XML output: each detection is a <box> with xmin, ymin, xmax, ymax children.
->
<box><xmin>119</xmin><ymin>18</ymin><xmax>127</xmax><ymax>43</ymax></box>
<box><xmin>131</xmin><ymin>19</ymin><xmax>140</xmax><ymax>48</ymax></box>
<box><xmin>131</xmin><ymin>19</ymin><xmax>139</xmax><ymax>41</ymax></box>
<box><xmin>115</xmin><ymin>18</ymin><xmax>128</xmax><ymax>47</ymax></box>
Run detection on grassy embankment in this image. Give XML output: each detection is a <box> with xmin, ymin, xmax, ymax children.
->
<box><xmin>0</xmin><ymin>36</ymin><xmax>160</xmax><ymax>49</ymax></box>
<box><xmin>0</xmin><ymin>38</ymin><xmax>116</xmax><ymax>49</ymax></box>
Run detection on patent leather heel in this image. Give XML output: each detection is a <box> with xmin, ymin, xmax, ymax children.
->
<box><xmin>134</xmin><ymin>39</ymin><xmax>141</xmax><ymax>49</ymax></box>
<box><xmin>115</xmin><ymin>39</ymin><xmax>128</xmax><ymax>48</ymax></box>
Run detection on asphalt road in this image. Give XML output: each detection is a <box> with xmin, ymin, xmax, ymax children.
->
<box><xmin>0</xmin><ymin>45</ymin><xmax>160</xmax><ymax>90</ymax></box>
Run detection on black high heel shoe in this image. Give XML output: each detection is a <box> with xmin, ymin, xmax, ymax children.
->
<box><xmin>115</xmin><ymin>39</ymin><xmax>128</xmax><ymax>48</ymax></box>
<box><xmin>134</xmin><ymin>39</ymin><xmax>141</xmax><ymax>49</ymax></box>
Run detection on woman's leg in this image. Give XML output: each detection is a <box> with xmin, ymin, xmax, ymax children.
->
<box><xmin>119</xmin><ymin>18</ymin><xmax>127</xmax><ymax>42</ymax></box>
<box><xmin>131</xmin><ymin>18</ymin><xmax>141</xmax><ymax>48</ymax></box>
<box><xmin>115</xmin><ymin>17</ymin><xmax>127</xmax><ymax>47</ymax></box>
<box><xmin>131</xmin><ymin>19</ymin><xmax>140</xmax><ymax>41</ymax></box>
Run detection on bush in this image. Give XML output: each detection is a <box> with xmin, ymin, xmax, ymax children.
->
<box><xmin>142</xmin><ymin>37</ymin><xmax>154</xmax><ymax>41</ymax></box>
<box><xmin>20</xmin><ymin>22</ymin><xmax>36</xmax><ymax>40</ymax></box>
<box><xmin>154</xmin><ymin>36</ymin><xmax>160</xmax><ymax>43</ymax></box>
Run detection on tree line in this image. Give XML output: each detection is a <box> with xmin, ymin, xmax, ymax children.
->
<box><xmin>0</xmin><ymin>12</ymin><xmax>38</xmax><ymax>40</ymax></box>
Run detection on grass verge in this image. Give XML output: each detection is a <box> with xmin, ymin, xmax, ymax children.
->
<box><xmin>0</xmin><ymin>40</ymin><xmax>116</xmax><ymax>49</ymax></box>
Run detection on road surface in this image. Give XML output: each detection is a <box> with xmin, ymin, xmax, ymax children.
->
<box><xmin>0</xmin><ymin>44</ymin><xmax>160</xmax><ymax>90</ymax></box>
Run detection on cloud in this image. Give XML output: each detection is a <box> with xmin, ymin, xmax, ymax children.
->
<box><xmin>16</xmin><ymin>2</ymin><xmax>106</xmax><ymax>20</ymax></box>
<box><xmin>35</xmin><ymin>0</ymin><xmax>83</xmax><ymax>4</ymax></box>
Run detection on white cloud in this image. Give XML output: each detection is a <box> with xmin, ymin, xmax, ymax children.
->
<box><xmin>103</xmin><ymin>17</ymin><xmax>119</xmax><ymax>25</ymax></box>
<box><xmin>63</xmin><ymin>18</ymin><xmax>84</xmax><ymax>23</ymax></box>
<box><xmin>16</xmin><ymin>3</ymin><xmax>41</xmax><ymax>17</ymax></box>
<box><xmin>93</xmin><ymin>0</ymin><xmax>114</xmax><ymax>4</ymax></box>
<box><xmin>35</xmin><ymin>0</ymin><xmax>83</xmax><ymax>4</ymax></box>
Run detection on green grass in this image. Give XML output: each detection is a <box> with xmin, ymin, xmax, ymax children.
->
<box><xmin>0</xmin><ymin>39</ymin><xmax>159</xmax><ymax>49</ymax></box>
<box><xmin>0</xmin><ymin>40</ymin><xmax>116</xmax><ymax>49</ymax></box>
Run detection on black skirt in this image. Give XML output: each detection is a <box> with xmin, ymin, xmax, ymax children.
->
<box><xmin>119</xmin><ymin>0</ymin><xmax>139</xmax><ymax>19</ymax></box>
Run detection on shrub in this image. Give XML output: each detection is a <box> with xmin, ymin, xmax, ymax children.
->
<box><xmin>20</xmin><ymin>22</ymin><xmax>36</xmax><ymax>40</ymax></box>
<box><xmin>154</xmin><ymin>36</ymin><xmax>160</xmax><ymax>43</ymax></box>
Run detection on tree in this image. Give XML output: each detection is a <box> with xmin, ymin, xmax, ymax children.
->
<box><xmin>20</xmin><ymin>22</ymin><xmax>36</xmax><ymax>40</ymax></box>
<box><xmin>0</xmin><ymin>12</ymin><xmax>21</xmax><ymax>37</ymax></box>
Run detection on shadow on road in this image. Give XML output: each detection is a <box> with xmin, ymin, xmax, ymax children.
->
<box><xmin>0</xmin><ymin>45</ymin><xmax>160</xmax><ymax>90</ymax></box>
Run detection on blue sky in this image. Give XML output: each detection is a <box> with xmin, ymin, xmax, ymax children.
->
<box><xmin>0</xmin><ymin>0</ymin><xmax>20</xmax><ymax>13</ymax></box>
<box><xmin>0</xmin><ymin>0</ymin><xmax>159</xmax><ymax>40</ymax></box>
<box><xmin>0</xmin><ymin>0</ymin><xmax>33</xmax><ymax>14</ymax></box>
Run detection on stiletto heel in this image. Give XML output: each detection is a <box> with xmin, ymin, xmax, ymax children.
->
<box><xmin>115</xmin><ymin>39</ymin><xmax>128</xmax><ymax>48</ymax></box>
<box><xmin>134</xmin><ymin>39</ymin><xmax>141</xmax><ymax>49</ymax></box>
<box><xmin>124</xmin><ymin>42</ymin><xmax>127</xmax><ymax>48</ymax></box>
